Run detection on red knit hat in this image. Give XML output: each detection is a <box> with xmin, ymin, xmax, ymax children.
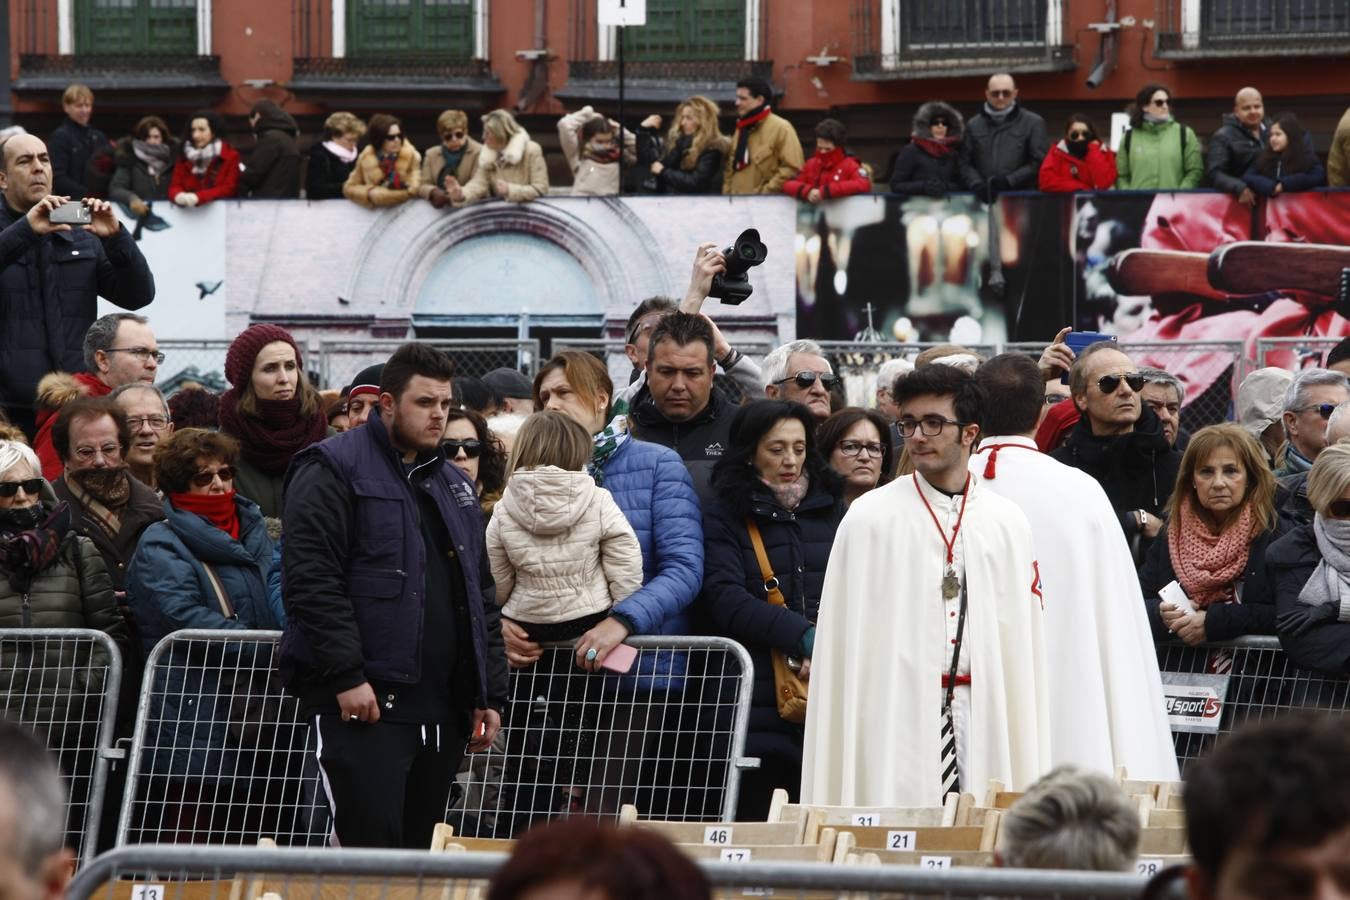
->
<box><xmin>225</xmin><ymin>324</ymin><xmax>303</xmax><ymax>388</ymax></box>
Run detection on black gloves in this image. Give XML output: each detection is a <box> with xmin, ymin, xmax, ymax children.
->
<box><xmin>1277</xmin><ymin>601</ymin><xmax>1336</xmax><ymax>637</ymax></box>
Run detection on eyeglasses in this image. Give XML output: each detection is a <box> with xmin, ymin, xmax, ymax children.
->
<box><xmin>0</xmin><ymin>478</ymin><xmax>42</xmax><ymax>498</ymax></box>
<box><xmin>775</xmin><ymin>372</ymin><xmax>840</xmax><ymax>391</ymax></box>
<box><xmin>1329</xmin><ymin>499</ymin><xmax>1350</xmax><ymax>518</ymax></box>
<box><xmin>1096</xmin><ymin>372</ymin><xmax>1146</xmax><ymax>394</ymax></box>
<box><xmin>1294</xmin><ymin>403</ymin><xmax>1337</xmax><ymax>420</ymax></box>
<box><xmin>73</xmin><ymin>444</ymin><xmax>120</xmax><ymax>463</ymax></box>
<box><xmin>1067</xmin><ymin>130</ymin><xmax>1091</xmax><ymax>140</ymax></box>
<box><xmin>1044</xmin><ymin>393</ymin><xmax>1071</xmax><ymax>406</ymax></box>
<box><xmin>444</xmin><ymin>439</ymin><xmax>483</xmax><ymax>459</ymax></box>
<box><xmin>1150</xmin><ymin>98</ymin><xmax>1171</xmax><ymax>107</ymax></box>
<box><xmin>989</xmin><ymin>89</ymin><xmax>1014</xmax><ymax>98</ymax></box>
<box><xmin>106</xmin><ymin>347</ymin><xmax>165</xmax><ymax>364</ymax></box>
<box><xmin>837</xmin><ymin>440</ymin><xmax>884</xmax><ymax>458</ymax></box>
<box><xmin>191</xmin><ymin>467</ymin><xmax>234</xmax><ymax>488</ymax></box>
<box><xmin>898</xmin><ymin>416</ymin><xmax>965</xmax><ymax>437</ymax></box>
<box><xmin>126</xmin><ymin>415</ymin><xmax>170</xmax><ymax>431</ymax></box>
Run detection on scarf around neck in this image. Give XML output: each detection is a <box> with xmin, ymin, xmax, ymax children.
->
<box><xmin>378</xmin><ymin>152</ymin><xmax>405</xmax><ymax>189</ymax></box>
<box><xmin>1144</xmin><ymin>113</ymin><xmax>1174</xmax><ymax>126</ymax></box>
<box><xmin>170</xmin><ymin>489</ymin><xmax>240</xmax><ymax>540</ymax></box>
<box><xmin>1168</xmin><ymin>495</ymin><xmax>1258</xmax><ymax>609</ymax></box>
<box><xmin>761</xmin><ymin>472</ymin><xmax>810</xmax><ymax>511</ymax></box>
<box><xmin>218</xmin><ymin>390</ymin><xmax>328</xmax><ymax>475</ymax></box>
<box><xmin>983</xmin><ymin>102</ymin><xmax>1015</xmax><ymax>124</ymax></box>
<box><xmin>133</xmin><ymin>140</ymin><xmax>173</xmax><ymax>178</ymax></box>
<box><xmin>913</xmin><ymin>136</ymin><xmax>957</xmax><ymax>158</ymax></box>
<box><xmin>0</xmin><ymin>502</ymin><xmax>72</xmax><ymax>595</ymax></box>
<box><xmin>322</xmin><ymin>140</ymin><xmax>358</xmax><ymax>165</ymax></box>
<box><xmin>184</xmin><ymin>139</ymin><xmax>222</xmax><ymax>177</ymax></box>
<box><xmin>733</xmin><ymin>104</ymin><xmax>772</xmax><ymax>171</ymax></box>
<box><xmin>1297</xmin><ymin>515</ymin><xmax>1350</xmax><ymax>619</ymax></box>
<box><xmin>588</xmin><ymin>416</ymin><xmax>630</xmax><ymax>487</ymax></box>
<box><xmin>65</xmin><ymin>466</ymin><xmax>133</xmax><ymax>539</ymax></box>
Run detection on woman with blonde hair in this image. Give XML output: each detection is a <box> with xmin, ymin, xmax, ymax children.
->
<box><xmin>635</xmin><ymin>95</ymin><xmax>730</xmax><ymax>195</ymax></box>
<box><xmin>1271</xmin><ymin>441</ymin><xmax>1350</xmax><ymax>672</ymax></box>
<box><xmin>306</xmin><ymin>111</ymin><xmax>365</xmax><ymax>200</ymax></box>
<box><xmin>454</xmin><ymin>109</ymin><xmax>549</xmax><ymax>204</ymax></box>
<box><xmin>1139</xmin><ymin>423</ymin><xmax>1286</xmax><ymax>645</ymax></box>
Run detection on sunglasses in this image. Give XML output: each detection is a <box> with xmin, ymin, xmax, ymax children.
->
<box><xmin>443</xmin><ymin>130</ymin><xmax>467</xmax><ymax>140</ymax></box>
<box><xmin>1067</xmin><ymin>130</ymin><xmax>1091</xmax><ymax>140</ymax></box>
<box><xmin>1330</xmin><ymin>500</ymin><xmax>1350</xmax><ymax>518</ymax></box>
<box><xmin>0</xmin><ymin>478</ymin><xmax>42</xmax><ymax>498</ymax></box>
<box><xmin>775</xmin><ymin>372</ymin><xmax>840</xmax><ymax>391</ymax></box>
<box><xmin>444</xmin><ymin>439</ymin><xmax>483</xmax><ymax>459</ymax></box>
<box><xmin>1097</xmin><ymin>373</ymin><xmax>1146</xmax><ymax>394</ymax></box>
<box><xmin>989</xmin><ymin>89</ymin><xmax>1014</xmax><ymax>98</ymax></box>
<box><xmin>1044</xmin><ymin>393</ymin><xmax>1071</xmax><ymax>406</ymax></box>
<box><xmin>1150</xmin><ymin>98</ymin><xmax>1170</xmax><ymax>107</ymax></box>
<box><xmin>385</xmin><ymin>132</ymin><xmax>404</xmax><ymax>142</ymax></box>
<box><xmin>1295</xmin><ymin>403</ymin><xmax>1337</xmax><ymax>420</ymax></box>
<box><xmin>930</xmin><ymin>118</ymin><xmax>950</xmax><ymax>127</ymax></box>
<box><xmin>191</xmin><ymin>467</ymin><xmax>235</xmax><ymax>488</ymax></box>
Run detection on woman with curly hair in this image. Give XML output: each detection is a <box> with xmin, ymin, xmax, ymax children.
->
<box><xmin>444</xmin><ymin>408</ymin><xmax>508</xmax><ymax>523</ymax></box>
<box><xmin>635</xmin><ymin>95</ymin><xmax>730</xmax><ymax>195</ymax></box>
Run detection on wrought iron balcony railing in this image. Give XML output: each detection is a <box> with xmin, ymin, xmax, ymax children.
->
<box><xmin>1154</xmin><ymin>0</ymin><xmax>1350</xmax><ymax>58</ymax></box>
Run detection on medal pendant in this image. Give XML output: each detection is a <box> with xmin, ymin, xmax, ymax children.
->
<box><xmin>942</xmin><ymin>570</ymin><xmax>960</xmax><ymax>601</ymax></box>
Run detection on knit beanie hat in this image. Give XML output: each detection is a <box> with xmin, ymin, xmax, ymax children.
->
<box><xmin>225</xmin><ymin>324</ymin><xmax>303</xmax><ymax>388</ymax></box>
<box><xmin>344</xmin><ymin>363</ymin><xmax>385</xmax><ymax>399</ymax></box>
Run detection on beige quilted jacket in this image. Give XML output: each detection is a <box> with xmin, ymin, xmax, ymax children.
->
<box><xmin>486</xmin><ymin>466</ymin><xmax>643</xmax><ymax>625</ymax></box>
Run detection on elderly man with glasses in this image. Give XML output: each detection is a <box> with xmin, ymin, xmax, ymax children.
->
<box><xmin>1049</xmin><ymin>340</ymin><xmax>1182</xmax><ymax>562</ymax></box>
<box><xmin>1275</xmin><ymin>368</ymin><xmax>1350</xmax><ymax>479</ymax></box>
<box><xmin>32</xmin><ymin>312</ymin><xmax>161</xmax><ymax>480</ymax></box>
<box><xmin>763</xmin><ymin>339</ymin><xmax>837</xmax><ymax>425</ymax></box>
<box><xmin>111</xmin><ymin>381</ymin><xmax>173</xmax><ymax>492</ymax></box>
<box><xmin>959</xmin><ymin>72</ymin><xmax>1049</xmax><ymax>203</ymax></box>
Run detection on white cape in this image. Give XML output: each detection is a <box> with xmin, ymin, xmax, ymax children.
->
<box><xmin>801</xmin><ymin>472</ymin><xmax>1051</xmax><ymax>807</ymax></box>
<box><xmin>971</xmin><ymin>436</ymin><xmax>1179</xmax><ymax>781</ymax></box>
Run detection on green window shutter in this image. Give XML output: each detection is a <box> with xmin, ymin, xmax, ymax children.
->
<box><xmin>623</xmin><ymin>0</ymin><xmax>746</xmax><ymax>61</ymax></box>
<box><xmin>903</xmin><ymin>0</ymin><xmax>1045</xmax><ymax>47</ymax></box>
<box><xmin>347</xmin><ymin>0</ymin><xmax>475</xmax><ymax>58</ymax></box>
<box><xmin>76</xmin><ymin>0</ymin><xmax>198</xmax><ymax>55</ymax></box>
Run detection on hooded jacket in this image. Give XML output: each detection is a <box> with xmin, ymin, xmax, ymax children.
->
<box><xmin>487</xmin><ymin>465</ymin><xmax>643</xmax><ymax>626</ymax></box>
<box><xmin>783</xmin><ymin>146</ymin><xmax>871</xmax><ymax>200</ymax></box>
<box><xmin>1039</xmin><ymin>139</ymin><xmax>1117</xmax><ymax>192</ymax></box>
<box><xmin>1206</xmin><ymin>113</ymin><xmax>1269</xmax><ymax>196</ymax></box>
<box><xmin>240</xmin><ymin>102</ymin><xmax>300</xmax><ymax>198</ymax></box>
<box><xmin>1115</xmin><ymin>118</ymin><xmax>1204</xmax><ymax>189</ymax></box>
<box><xmin>460</xmin><ymin>130</ymin><xmax>549</xmax><ymax>204</ymax></box>
<box><xmin>32</xmin><ymin>372</ymin><xmax>109</xmax><ymax>481</ymax></box>
<box><xmin>343</xmin><ymin>140</ymin><xmax>422</xmax><ymax>208</ymax></box>
<box><xmin>959</xmin><ymin>102</ymin><xmax>1049</xmax><ymax>192</ymax></box>
<box><xmin>890</xmin><ymin>101</ymin><xmax>965</xmax><ymax>197</ymax></box>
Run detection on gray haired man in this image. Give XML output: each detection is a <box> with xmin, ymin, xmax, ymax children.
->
<box><xmin>0</xmin><ymin>721</ymin><xmax>73</xmax><ymax>900</ymax></box>
<box><xmin>763</xmin><ymin>339</ymin><xmax>836</xmax><ymax>424</ymax></box>
<box><xmin>1277</xmin><ymin>368</ymin><xmax>1350</xmax><ymax>477</ymax></box>
<box><xmin>1138</xmin><ymin>366</ymin><xmax>1185</xmax><ymax>449</ymax></box>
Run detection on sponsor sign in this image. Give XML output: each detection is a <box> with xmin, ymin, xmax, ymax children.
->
<box><xmin>1160</xmin><ymin>672</ymin><xmax>1229</xmax><ymax>734</ymax></box>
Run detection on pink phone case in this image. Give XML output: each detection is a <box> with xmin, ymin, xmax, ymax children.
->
<box><xmin>600</xmin><ymin>643</ymin><xmax>638</xmax><ymax>674</ymax></box>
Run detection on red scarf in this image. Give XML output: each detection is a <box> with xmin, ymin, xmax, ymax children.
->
<box><xmin>733</xmin><ymin>104</ymin><xmax>772</xmax><ymax>170</ymax></box>
<box><xmin>1168</xmin><ymin>495</ymin><xmax>1258</xmax><ymax>609</ymax></box>
<box><xmin>170</xmin><ymin>489</ymin><xmax>240</xmax><ymax>540</ymax></box>
<box><xmin>378</xmin><ymin>152</ymin><xmax>405</xmax><ymax>190</ymax></box>
<box><xmin>912</xmin><ymin>136</ymin><xmax>958</xmax><ymax>158</ymax></box>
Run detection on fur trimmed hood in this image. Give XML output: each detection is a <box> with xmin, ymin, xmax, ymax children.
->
<box><xmin>913</xmin><ymin>101</ymin><xmax>965</xmax><ymax>140</ymax></box>
<box><xmin>482</xmin><ymin>130</ymin><xmax>531</xmax><ymax>169</ymax></box>
<box><xmin>36</xmin><ymin>372</ymin><xmax>86</xmax><ymax>410</ymax></box>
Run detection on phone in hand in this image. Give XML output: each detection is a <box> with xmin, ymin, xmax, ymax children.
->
<box><xmin>600</xmin><ymin>643</ymin><xmax>638</xmax><ymax>674</ymax></box>
<box><xmin>50</xmin><ymin>203</ymin><xmax>92</xmax><ymax>226</ymax></box>
<box><xmin>1160</xmin><ymin>580</ymin><xmax>1196</xmax><ymax>616</ymax></box>
<box><xmin>1060</xmin><ymin>331</ymin><xmax>1116</xmax><ymax>384</ymax></box>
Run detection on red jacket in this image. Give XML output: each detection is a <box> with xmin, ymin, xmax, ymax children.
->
<box><xmin>783</xmin><ymin>147</ymin><xmax>871</xmax><ymax>200</ymax></box>
<box><xmin>168</xmin><ymin>141</ymin><xmax>241</xmax><ymax>204</ymax></box>
<box><xmin>33</xmin><ymin>372</ymin><xmax>110</xmax><ymax>481</ymax></box>
<box><xmin>1038</xmin><ymin>141</ymin><xmax>1117</xmax><ymax>192</ymax></box>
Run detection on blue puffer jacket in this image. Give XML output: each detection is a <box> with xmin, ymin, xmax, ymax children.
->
<box><xmin>126</xmin><ymin>495</ymin><xmax>279</xmax><ymax>781</ymax></box>
<box><xmin>601</xmin><ymin>436</ymin><xmax>703</xmax><ymax>691</ymax></box>
<box><xmin>699</xmin><ymin>477</ymin><xmax>843</xmax><ymax>764</ymax></box>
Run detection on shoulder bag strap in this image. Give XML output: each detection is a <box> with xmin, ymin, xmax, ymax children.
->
<box><xmin>745</xmin><ymin>517</ymin><xmax>788</xmax><ymax>609</ymax></box>
<box><xmin>201</xmin><ymin>561</ymin><xmax>236</xmax><ymax>620</ymax></box>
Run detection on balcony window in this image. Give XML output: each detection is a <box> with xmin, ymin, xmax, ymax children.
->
<box><xmin>620</xmin><ymin>0</ymin><xmax>747</xmax><ymax>61</ymax></box>
<box><xmin>76</xmin><ymin>0</ymin><xmax>197</xmax><ymax>54</ymax></box>
<box><xmin>1158</xmin><ymin>0</ymin><xmax>1350</xmax><ymax>57</ymax></box>
<box><xmin>346</xmin><ymin>0</ymin><xmax>475</xmax><ymax>59</ymax></box>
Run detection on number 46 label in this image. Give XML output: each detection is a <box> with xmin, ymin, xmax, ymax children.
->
<box><xmin>704</xmin><ymin>826</ymin><xmax>733</xmax><ymax>845</ymax></box>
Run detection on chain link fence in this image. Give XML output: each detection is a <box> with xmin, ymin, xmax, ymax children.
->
<box><xmin>118</xmin><ymin>630</ymin><xmax>754</xmax><ymax>847</ymax></box>
<box><xmin>318</xmin><ymin>340</ymin><xmax>540</xmax><ymax>394</ymax></box>
<box><xmin>0</xmin><ymin>628</ymin><xmax>124</xmax><ymax>866</ymax></box>
<box><xmin>154</xmin><ymin>340</ymin><xmax>235</xmax><ymax>396</ymax></box>
<box><xmin>1255</xmin><ymin>336</ymin><xmax>1348</xmax><ymax>372</ymax></box>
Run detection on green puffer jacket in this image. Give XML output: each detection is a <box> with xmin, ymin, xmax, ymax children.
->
<box><xmin>0</xmin><ymin>531</ymin><xmax>131</xmax><ymax>728</ymax></box>
<box><xmin>1115</xmin><ymin>119</ymin><xmax>1204</xmax><ymax>190</ymax></box>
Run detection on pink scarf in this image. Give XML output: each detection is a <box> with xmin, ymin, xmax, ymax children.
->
<box><xmin>1168</xmin><ymin>496</ymin><xmax>1257</xmax><ymax>609</ymax></box>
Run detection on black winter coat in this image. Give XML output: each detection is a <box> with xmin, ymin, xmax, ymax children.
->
<box><xmin>1205</xmin><ymin>114</ymin><xmax>1268</xmax><ymax>197</ymax></box>
<box><xmin>635</xmin><ymin>129</ymin><xmax>728</xmax><ymax>195</ymax></box>
<box><xmin>1139</xmin><ymin>519</ymin><xmax>1287</xmax><ymax>643</ymax></box>
<box><xmin>48</xmin><ymin>117</ymin><xmax>110</xmax><ymax>198</ymax></box>
<box><xmin>699</xmin><ymin>476</ymin><xmax>844</xmax><ymax>763</ymax></box>
<box><xmin>240</xmin><ymin>106</ymin><xmax>301</xmax><ymax>198</ymax></box>
<box><xmin>305</xmin><ymin>142</ymin><xmax>356</xmax><ymax>200</ymax></box>
<box><xmin>889</xmin><ymin>143</ymin><xmax>963</xmax><ymax>196</ymax></box>
<box><xmin>109</xmin><ymin>137</ymin><xmax>174</xmax><ymax>206</ymax></box>
<box><xmin>1051</xmin><ymin>405</ymin><xmax>1181</xmax><ymax>560</ymax></box>
<box><xmin>1268</xmin><ymin>525</ymin><xmax>1350</xmax><ymax>676</ymax></box>
<box><xmin>628</xmin><ymin>386</ymin><xmax>734</xmax><ymax>509</ymax></box>
<box><xmin>959</xmin><ymin>104</ymin><xmax>1049</xmax><ymax>192</ymax></box>
<box><xmin>0</xmin><ymin>204</ymin><xmax>155</xmax><ymax>415</ymax></box>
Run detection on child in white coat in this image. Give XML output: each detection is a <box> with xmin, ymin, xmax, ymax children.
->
<box><xmin>486</xmin><ymin>411</ymin><xmax>643</xmax><ymax>643</ymax></box>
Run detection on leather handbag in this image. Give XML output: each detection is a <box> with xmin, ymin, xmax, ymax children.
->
<box><xmin>745</xmin><ymin>518</ymin><xmax>809</xmax><ymax>724</ymax></box>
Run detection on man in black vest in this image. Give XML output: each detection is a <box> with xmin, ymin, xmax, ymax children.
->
<box><xmin>280</xmin><ymin>342</ymin><xmax>507</xmax><ymax>848</ymax></box>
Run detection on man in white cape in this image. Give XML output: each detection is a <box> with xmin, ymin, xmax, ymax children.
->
<box><xmin>971</xmin><ymin>354</ymin><xmax>1179</xmax><ymax>781</ymax></box>
<box><xmin>802</xmin><ymin>365</ymin><xmax>1051</xmax><ymax>808</ymax></box>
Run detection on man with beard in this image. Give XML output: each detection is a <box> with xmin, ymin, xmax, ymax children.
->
<box><xmin>280</xmin><ymin>342</ymin><xmax>507</xmax><ymax>849</ymax></box>
<box><xmin>50</xmin><ymin>396</ymin><xmax>164</xmax><ymax>593</ymax></box>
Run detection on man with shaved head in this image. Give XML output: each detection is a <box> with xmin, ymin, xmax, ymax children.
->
<box><xmin>960</xmin><ymin>73</ymin><xmax>1049</xmax><ymax>203</ymax></box>
<box><xmin>1205</xmin><ymin>86</ymin><xmax>1269</xmax><ymax>207</ymax></box>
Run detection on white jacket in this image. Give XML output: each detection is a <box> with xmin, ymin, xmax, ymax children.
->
<box><xmin>486</xmin><ymin>466</ymin><xmax>644</xmax><ymax>624</ymax></box>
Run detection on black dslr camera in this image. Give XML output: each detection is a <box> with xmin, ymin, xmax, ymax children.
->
<box><xmin>708</xmin><ymin>229</ymin><xmax>768</xmax><ymax>305</ymax></box>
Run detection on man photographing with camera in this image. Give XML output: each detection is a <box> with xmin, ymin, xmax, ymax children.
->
<box><xmin>0</xmin><ymin>133</ymin><xmax>154</xmax><ymax>435</ymax></box>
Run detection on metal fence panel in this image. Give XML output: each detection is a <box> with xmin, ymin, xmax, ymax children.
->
<box><xmin>154</xmin><ymin>340</ymin><xmax>234</xmax><ymax>396</ymax></box>
<box><xmin>0</xmin><ymin>628</ymin><xmax>123</xmax><ymax>866</ymax></box>
<box><xmin>118</xmin><ymin>630</ymin><xmax>754</xmax><ymax>847</ymax></box>
<box><xmin>69</xmin><ymin>844</ymin><xmax>1177</xmax><ymax>900</ymax></box>
<box><xmin>317</xmin><ymin>340</ymin><xmax>541</xmax><ymax>393</ymax></box>
<box><xmin>1255</xmin><ymin>336</ymin><xmax>1347</xmax><ymax>372</ymax></box>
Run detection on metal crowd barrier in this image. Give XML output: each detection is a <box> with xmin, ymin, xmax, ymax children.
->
<box><xmin>116</xmin><ymin>630</ymin><xmax>755</xmax><ymax>846</ymax></box>
<box><xmin>69</xmin><ymin>844</ymin><xmax>1171</xmax><ymax>900</ymax></box>
<box><xmin>0</xmin><ymin>628</ymin><xmax>123</xmax><ymax>866</ymax></box>
<box><xmin>1255</xmin><ymin>335</ymin><xmax>1347</xmax><ymax>371</ymax></box>
<box><xmin>317</xmin><ymin>339</ymin><xmax>541</xmax><ymax>391</ymax></box>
